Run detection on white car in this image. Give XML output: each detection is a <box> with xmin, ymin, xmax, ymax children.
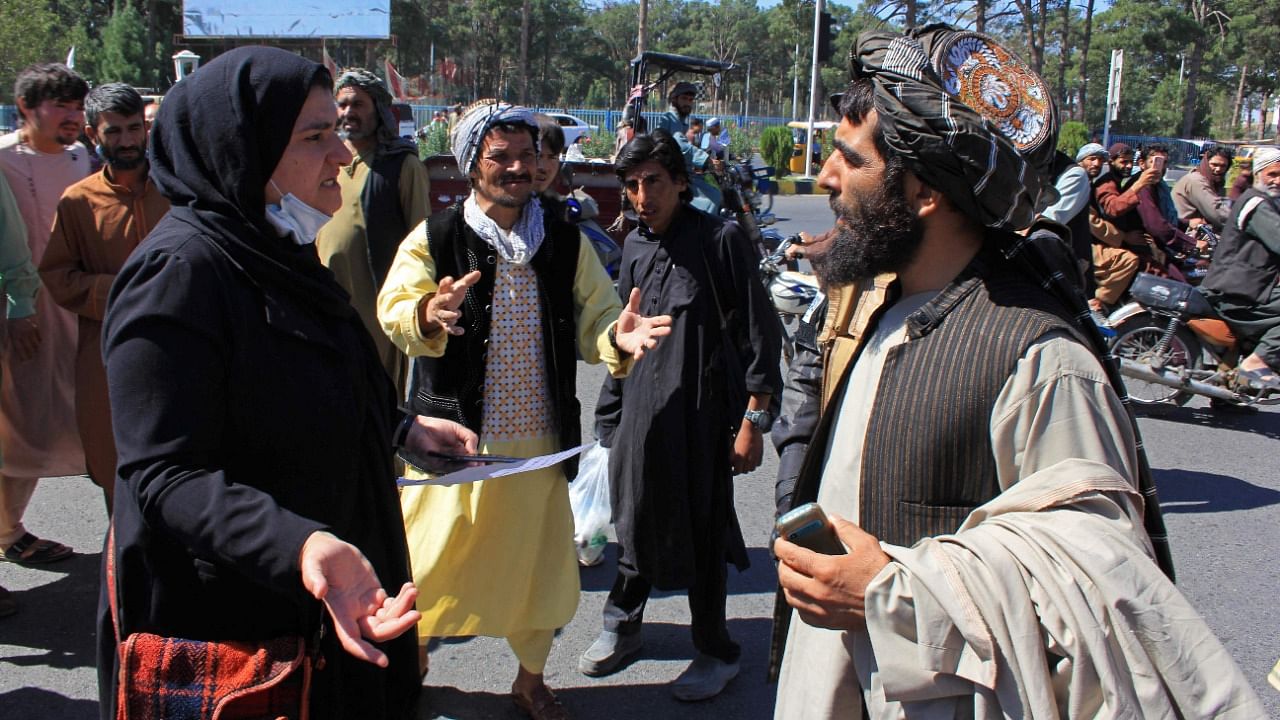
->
<box><xmin>544</xmin><ymin>112</ymin><xmax>598</xmax><ymax>148</ymax></box>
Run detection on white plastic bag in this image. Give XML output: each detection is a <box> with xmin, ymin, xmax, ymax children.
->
<box><xmin>568</xmin><ymin>442</ymin><xmax>611</xmax><ymax>566</ymax></box>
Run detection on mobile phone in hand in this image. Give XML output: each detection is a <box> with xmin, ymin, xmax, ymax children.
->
<box><xmin>776</xmin><ymin>502</ymin><xmax>847</xmax><ymax>555</ymax></box>
<box><xmin>1153</xmin><ymin>155</ymin><xmax>1165</xmax><ymax>172</ymax></box>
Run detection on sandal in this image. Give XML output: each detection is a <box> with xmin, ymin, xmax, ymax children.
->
<box><xmin>0</xmin><ymin>585</ymin><xmax>16</xmax><ymax>618</ymax></box>
<box><xmin>1235</xmin><ymin>366</ymin><xmax>1280</xmax><ymax>394</ymax></box>
<box><xmin>0</xmin><ymin>532</ymin><xmax>74</xmax><ymax>565</ymax></box>
<box><xmin>512</xmin><ymin>683</ymin><xmax>569</xmax><ymax>720</ymax></box>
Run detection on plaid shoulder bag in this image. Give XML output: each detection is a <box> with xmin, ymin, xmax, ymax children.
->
<box><xmin>107</xmin><ymin>524</ymin><xmax>315</xmax><ymax>720</ymax></box>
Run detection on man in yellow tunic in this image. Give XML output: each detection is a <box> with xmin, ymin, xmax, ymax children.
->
<box><xmin>377</xmin><ymin>101</ymin><xmax>671</xmax><ymax>720</ymax></box>
<box><xmin>317</xmin><ymin>69</ymin><xmax>430</xmax><ymax>393</ymax></box>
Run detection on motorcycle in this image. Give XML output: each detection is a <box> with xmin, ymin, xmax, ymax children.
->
<box><xmin>759</xmin><ymin>235</ymin><xmax>821</xmax><ymax>364</ymax></box>
<box><xmin>1106</xmin><ymin>272</ymin><xmax>1279</xmax><ymax>410</ymax></box>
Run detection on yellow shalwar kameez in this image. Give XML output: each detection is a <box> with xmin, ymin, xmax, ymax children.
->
<box><xmin>378</xmin><ymin>220</ymin><xmax>630</xmax><ymax>671</ymax></box>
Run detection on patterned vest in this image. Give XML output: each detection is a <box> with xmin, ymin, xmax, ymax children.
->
<box><xmin>408</xmin><ymin>205</ymin><xmax>582</xmax><ymax>473</ymax></box>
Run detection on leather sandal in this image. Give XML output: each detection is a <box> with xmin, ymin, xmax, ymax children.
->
<box><xmin>0</xmin><ymin>532</ymin><xmax>73</xmax><ymax>565</ymax></box>
<box><xmin>1235</xmin><ymin>366</ymin><xmax>1280</xmax><ymax>394</ymax></box>
<box><xmin>512</xmin><ymin>683</ymin><xmax>569</xmax><ymax>720</ymax></box>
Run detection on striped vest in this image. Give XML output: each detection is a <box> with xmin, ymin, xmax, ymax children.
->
<box><xmin>856</xmin><ymin>255</ymin><xmax>1081</xmax><ymax>546</ymax></box>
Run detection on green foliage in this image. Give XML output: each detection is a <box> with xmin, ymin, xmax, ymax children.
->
<box><xmin>759</xmin><ymin>125</ymin><xmax>792</xmax><ymax>177</ymax></box>
<box><xmin>727</xmin><ymin>120</ymin><xmax>758</xmax><ymax>161</ymax></box>
<box><xmin>577</xmin><ymin>131</ymin><xmax>616</xmax><ymax>160</ymax></box>
<box><xmin>418</xmin><ymin>122</ymin><xmax>449</xmax><ymax>159</ymax></box>
<box><xmin>97</xmin><ymin>0</ymin><xmax>150</xmax><ymax>86</ymax></box>
<box><xmin>0</xmin><ymin>0</ymin><xmax>64</xmax><ymax>103</ymax></box>
<box><xmin>1057</xmin><ymin>121</ymin><xmax>1090</xmax><ymax>157</ymax></box>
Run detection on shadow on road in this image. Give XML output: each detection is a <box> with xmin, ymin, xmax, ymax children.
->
<box><xmin>1137</xmin><ymin>403</ymin><xmax>1280</xmax><ymax>441</ymax></box>
<box><xmin>0</xmin><ymin>688</ymin><xmax>98</xmax><ymax>720</ymax></box>
<box><xmin>1152</xmin><ymin>468</ymin><xmax>1280</xmax><ymax>513</ymax></box>
<box><xmin>579</xmin><ymin>545</ymin><xmax>779</xmax><ymax>597</ymax></box>
<box><xmin>0</xmin><ymin>551</ymin><xmax>100</xmax><ymax>673</ymax></box>
<box><xmin>422</xmin><ymin>618</ymin><xmax>777</xmax><ymax>720</ymax></box>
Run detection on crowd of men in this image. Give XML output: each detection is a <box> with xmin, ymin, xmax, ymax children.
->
<box><xmin>1</xmin><ymin>21</ymin><xmax>1277</xmax><ymax>718</ymax></box>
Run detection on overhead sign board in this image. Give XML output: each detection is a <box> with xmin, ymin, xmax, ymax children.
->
<box><xmin>183</xmin><ymin>1</ymin><xmax>391</xmax><ymax>38</ymax></box>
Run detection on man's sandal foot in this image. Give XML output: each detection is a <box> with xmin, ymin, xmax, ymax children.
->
<box><xmin>512</xmin><ymin>683</ymin><xmax>569</xmax><ymax>720</ymax></box>
<box><xmin>1234</xmin><ymin>367</ymin><xmax>1280</xmax><ymax>394</ymax></box>
<box><xmin>0</xmin><ymin>532</ymin><xmax>73</xmax><ymax>565</ymax></box>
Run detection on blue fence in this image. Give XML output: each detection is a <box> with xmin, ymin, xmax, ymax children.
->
<box><xmin>410</xmin><ymin>104</ymin><xmax>791</xmax><ymax>133</ymax></box>
<box><xmin>1105</xmin><ymin>134</ymin><xmax>1219</xmax><ymax>167</ymax></box>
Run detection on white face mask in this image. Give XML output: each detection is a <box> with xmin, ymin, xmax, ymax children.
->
<box><xmin>264</xmin><ymin>180</ymin><xmax>332</xmax><ymax>245</ymax></box>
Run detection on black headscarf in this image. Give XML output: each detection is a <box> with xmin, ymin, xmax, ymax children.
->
<box><xmin>149</xmin><ymin>45</ymin><xmax>354</xmax><ymax>318</ymax></box>
<box><xmin>848</xmin><ymin>24</ymin><xmax>1058</xmax><ymax>230</ymax></box>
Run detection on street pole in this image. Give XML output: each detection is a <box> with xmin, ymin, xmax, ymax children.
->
<box><xmin>792</xmin><ymin>43</ymin><xmax>800</xmax><ymax>121</ymax></box>
<box><xmin>802</xmin><ymin>0</ymin><xmax>824</xmax><ymax>180</ymax></box>
<box><xmin>1102</xmin><ymin>48</ymin><xmax>1123</xmax><ymax>149</ymax></box>
<box><xmin>744</xmin><ymin>61</ymin><xmax>752</xmax><ymax>122</ymax></box>
<box><xmin>637</xmin><ymin>0</ymin><xmax>648</xmax><ymax>56</ymax></box>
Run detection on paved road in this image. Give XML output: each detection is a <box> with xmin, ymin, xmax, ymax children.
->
<box><xmin>3</xmin><ymin>195</ymin><xmax>1277</xmax><ymax>718</ymax></box>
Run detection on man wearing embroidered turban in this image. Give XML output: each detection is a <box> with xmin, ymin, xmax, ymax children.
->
<box><xmin>1200</xmin><ymin>146</ymin><xmax>1280</xmax><ymax>393</ymax></box>
<box><xmin>376</xmin><ymin>100</ymin><xmax>672</xmax><ymax>719</ymax></box>
<box><xmin>769</xmin><ymin>23</ymin><xmax>1261</xmax><ymax>719</ymax></box>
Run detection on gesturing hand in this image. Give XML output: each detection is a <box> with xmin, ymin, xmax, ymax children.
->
<box><xmin>299</xmin><ymin>532</ymin><xmax>421</xmax><ymax>667</ymax></box>
<box><xmin>417</xmin><ymin>270</ymin><xmax>482</xmax><ymax>338</ymax></box>
<box><xmin>612</xmin><ymin>288</ymin><xmax>673</xmax><ymax>360</ymax></box>
<box><xmin>773</xmin><ymin>515</ymin><xmax>891</xmax><ymax>631</ymax></box>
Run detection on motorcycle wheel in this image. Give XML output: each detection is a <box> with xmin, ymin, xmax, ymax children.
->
<box><xmin>1111</xmin><ymin>317</ymin><xmax>1202</xmax><ymax>408</ymax></box>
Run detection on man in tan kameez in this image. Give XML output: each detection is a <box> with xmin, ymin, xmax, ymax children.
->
<box><xmin>39</xmin><ymin>83</ymin><xmax>168</xmax><ymax>513</ymax></box>
<box><xmin>317</xmin><ymin>69</ymin><xmax>430</xmax><ymax>394</ymax></box>
<box><xmin>0</xmin><ymin>63</ymin><xmax>89</xmax><ymax>565</ymax></box>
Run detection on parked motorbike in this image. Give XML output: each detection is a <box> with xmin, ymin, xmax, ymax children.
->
<box><xmin>759</xmin><ymin>235</ymin><xmax>820</xmax><ymax>364</ymax></box>
<box><xmin>1106</xmin><ymin>272</ymin><xmax>1278</xmax><ymax>410</ymax></box>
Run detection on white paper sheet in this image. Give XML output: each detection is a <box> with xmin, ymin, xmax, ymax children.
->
<box><xmin>396</xmin><ymin>443</ymin><xmax>592</xmax><ymax>487</ymax></box>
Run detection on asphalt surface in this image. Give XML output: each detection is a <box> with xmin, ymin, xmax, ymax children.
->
<box><xmin>2</xmin><ymin>195</ymin><xmax>1278</xmax><ymax>718</ymax></box>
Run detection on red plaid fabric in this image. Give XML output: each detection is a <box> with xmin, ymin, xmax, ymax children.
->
<box><xmin>118</xmin><ymin>633</ymin><xmax>307</xmax><ymax>720</ymax></box>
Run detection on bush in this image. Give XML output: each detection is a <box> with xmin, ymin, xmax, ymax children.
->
<box><xmin>759</xmin><ymin>126</ymin><xmax>793</xmax><ymax>177</ymax></box>
<box><xmin>1057</xmin><ymin>121</ymin><xmax>1089</xmax><ymax>159</ymax></box>
<box><xmin>418</xmin><ymin>123</ymin><xmax>450</xmax><ymax>160</ymax></box>
<box><xmin>727</xmin><ymin>121</ymin><xmax>760</xmax><ymax>161</ymax></box>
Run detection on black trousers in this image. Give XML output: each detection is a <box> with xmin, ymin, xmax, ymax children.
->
<box><xmin>601</xmin><ymin>547</ymin><xmax>740</xmax><ymax>664</ymax></box>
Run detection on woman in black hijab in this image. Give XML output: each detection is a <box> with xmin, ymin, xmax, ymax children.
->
<box><xmin>98</xmin><ymin>46</ymin><xmax>476</xmax><ymax>719</ymax></box>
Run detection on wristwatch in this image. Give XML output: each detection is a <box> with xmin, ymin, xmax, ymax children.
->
<box><xmin>744</xmin><ymin>409</ymin><xmax>774</xmax><ymax>433</ymax></box>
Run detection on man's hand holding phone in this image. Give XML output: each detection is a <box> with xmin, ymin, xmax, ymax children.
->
<box><xmin>774</xmin><ymin>504</ymin><xmax>892</xmax><ymax>631</ymax></box>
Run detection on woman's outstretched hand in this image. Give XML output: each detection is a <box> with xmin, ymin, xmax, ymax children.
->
<box><xmin>299</xmin><ymin>531</ymin><xmax>421</xmax><ymax>666</ymax></box>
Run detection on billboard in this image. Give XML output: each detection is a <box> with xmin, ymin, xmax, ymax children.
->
<box><xmin>183</xmin><ymin>1</ymin><xmax>391</xmax><ymax>39</ymax></box>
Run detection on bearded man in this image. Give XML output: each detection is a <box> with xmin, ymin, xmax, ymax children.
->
<box><xmin>377</xmin><ymin>102</ymin><xmax>671</xmax><ymax>719</ymax></box>
<box><xmin>1200</xmin><ymin>147</ymin><xmax>1280</xmax><ymax>394</ymax></box>
<box><xmin>768</xmin><ymin>26</ymin><xmax>1262</xmax><ymax>718</ymax></box>
<box><xmin>0</xmin><ymin>63</ymin><xmax>90</xmax><ymax>565</ymax></box>
<box><xmin>317</xmin><ymin>69</ymin><xmax>430</xmax><ymax>392</ymax></box>
<box><xmin>39</xmin><ymin>83</ymin><xmax>169</xmax><ymax>513</ymax></box>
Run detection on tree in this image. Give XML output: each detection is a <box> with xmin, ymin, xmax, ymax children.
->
<box><xmin>97</xmin><ymin>0</ymin><xmax>150</xmax><ymax>86</ymax></box>
<box><xmin>0</xmin><ymin>0</ymin><xmax>63</xmax><ymax>102</ymax></box>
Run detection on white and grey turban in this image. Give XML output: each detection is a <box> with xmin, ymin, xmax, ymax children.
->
<box><xmin>1253</xmin><ymin>146</ymin><xmax>1280</xmax><ymax>175</ymax></box>
<box><xmin>450</xmin><ymin>102</ymin><xmax>539</xmax><ymax>174</ymax></box>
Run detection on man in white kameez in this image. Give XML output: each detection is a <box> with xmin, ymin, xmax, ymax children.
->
<box><xmin>770</xmin><ymin>26</ymin><xmax>1263</xmax><ymax>719</ymax></box>
<box><xmin>0</xmin><ymin>63</ymin><xmax>90</xmax><ymax>565</ymax></box>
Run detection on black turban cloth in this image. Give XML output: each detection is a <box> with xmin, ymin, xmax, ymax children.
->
<box><xmin>148</xmin><ymin>45</ymin><xmax>353</xmax><ymax>319</ymax></box>
<box><xmin>849</xmin><ymin>24</ymin><xmax>1059</xmax><ymax>230</ymax></box>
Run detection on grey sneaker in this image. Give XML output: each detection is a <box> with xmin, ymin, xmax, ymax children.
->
<box><xmin>578</xmin><ymin>630</ymin><xmax>643</xmax><ymax>677</ymax></box>
<box><xmin>670</xmin><ymin>653</ymin><xmax>739</xmax><ymax>701</ymax></box>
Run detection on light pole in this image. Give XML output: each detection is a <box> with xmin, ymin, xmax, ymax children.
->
<box><xmin>802</xmin><ymin>0</ymin><xmax>824</xmax><ymax>180</ymax></box>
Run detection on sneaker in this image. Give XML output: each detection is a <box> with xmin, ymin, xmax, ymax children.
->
<box><xmin>670</xmin><ymin>653</ymin><xmax>739</xmax><ymax>702</ymax></box>
<box><xmin>578</xmin><ymin>630</ymin><xmax>643</xmax><ymax>677</ymax></box>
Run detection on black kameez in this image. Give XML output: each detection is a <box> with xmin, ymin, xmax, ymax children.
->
<box><xmin>596</xmin><ymin>206</ymin><xmax>781</xmax><ymax>590</ymax></box>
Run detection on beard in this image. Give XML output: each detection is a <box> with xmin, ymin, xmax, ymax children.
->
<box><xmin>811</xmin><ymin>165</ymin><xmax>924</xmax><ymax>288</ymax></box>
<box><xmin>101</xmin><ymin>144</ymin><xmax>145</xmax><ymax>170</ymax></box>
<box><xmin>477</xmin><ymin>172</ymin><xmax>533</xmax><ymax>208</ymax></box>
